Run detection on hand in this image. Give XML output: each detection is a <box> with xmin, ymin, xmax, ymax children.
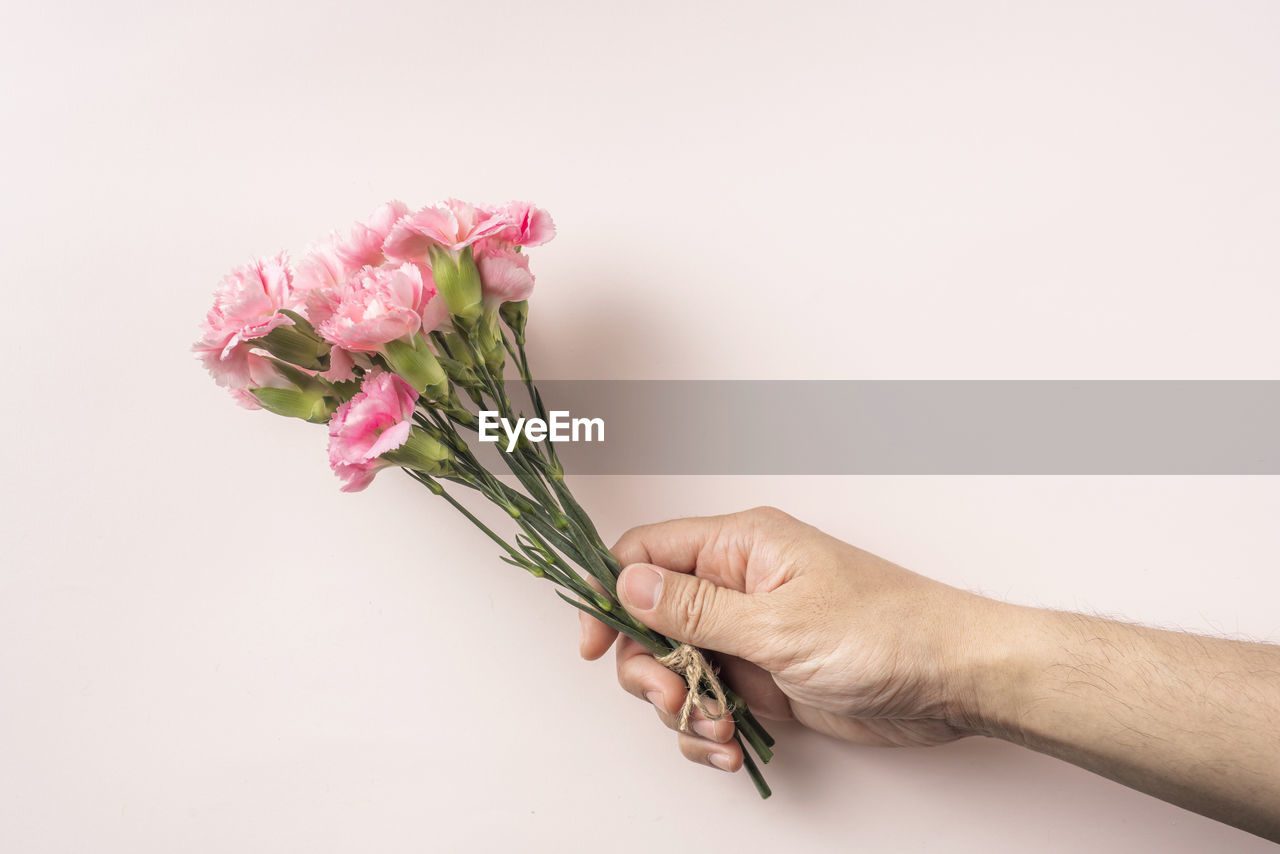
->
<box><xmin>578</xmin><ymin>506</ymin><xmax>1280</xmax><ymax>840</ymax></box>
<box><xmin>579</xmin><ymin>506</ymin><xmax>998</xmax><ymax>774</ymax></box>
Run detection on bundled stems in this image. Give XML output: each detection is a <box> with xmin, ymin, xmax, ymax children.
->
<box><xmin>406</xmin><ymin>312</ymin><xmax>775</xmax><ymax>798</ymax></box>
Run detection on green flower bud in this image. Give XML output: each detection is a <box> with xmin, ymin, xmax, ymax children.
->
<box><xmin>445</xmin><ymin>401</ymin><xmax>478</xmax><ymax>427</ymax></box>
<box><xmin>427</xmin><ymin>244</ymin><xmax>483</xmax><ymax>322</ymax></box>
<box><xmin>257</xmin><ymin>310</ymin><xmax>331</xmax><ymax>371</ymax></box>
<box><xmin>383</xmin><ymin>427</ymin><xmax>455</xmax><ymax>475</ymax></box>
<box><xmin>436</xmin><ymin>354</ymin><xmax>479</xmax><ymax>388</ymax></box>
<box><xmin>382</xmin><ymin>334</ymin><xmax>449</xmax><ymax>401</ymax></box>
<box><xmin>477</xmin><ymin>311</ymin><xmax>506</xmax><ymax>373</ymax></box>
<box><xmin>249</xmin><ymin>386</ymin><xmax>338</xmax><ymax>424</ymax></box>
<box><xmin>442</xmin><ymin>332</ymin><xmax>475</xmax><ymax>367</ymax></box>
<box><xmin>499</xmin><ymin>300</ymin><xmax>529</xmax><ymax>344</ymax></box>
<box><xmin>413</xmin><ymin>419</ymin><xmax>469</xmax><ymax>455</ymax></box>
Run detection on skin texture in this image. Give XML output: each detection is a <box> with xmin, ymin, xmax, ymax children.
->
<box><xmin>579</xmin><ymin>507</ymin><xmax>1280</xmax><ymax>842</ymax></box>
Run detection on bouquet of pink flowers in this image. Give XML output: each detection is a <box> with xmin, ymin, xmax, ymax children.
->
<box><xmin>193</xmin><ymin>199</ymin><xmax>775</xmax><ymax>797</ymax></box>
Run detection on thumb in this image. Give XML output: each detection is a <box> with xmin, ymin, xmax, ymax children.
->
<box><xmin>617</xmin><ymin>562</ymin><xmax>766</xmax><ymax>661</ymax></box>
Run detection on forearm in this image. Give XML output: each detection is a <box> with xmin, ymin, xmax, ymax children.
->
<box><xmin>959</xmin><ymin>601</ymin><xmax>1280</xmax><ymax>840</ymax></box>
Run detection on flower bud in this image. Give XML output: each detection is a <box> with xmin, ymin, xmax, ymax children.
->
<box><xmin>499</xmin><ymin>300</ymin><xmax>529</xmax><ymax>344</ymax></box>
<box><xmin>444</xmin><ymin>399</ymin><xmax>478</xmax><ymax>427</ymax></box>
<box><xmin>436</xmin><ymin>354</ymin><xmax>479</xmax><ymax>388</ymax></box>
<box><xmin>442</xmin><ymin>332</ymin><xmax>475</xmax><ymax>367</ymax></box>
<box><xmin>427</xmin><ymin>244</ymin><xmax>483</xmax><ymax>322</ymax></box>
<box><xmin>477</xmin><ymin>312</ymin><xmax>506</xmax><ymax>373</ymax></box>
<box><xmin>382</xmin><ymin>427</ymin><xmax>455</xmax><ymax>475</ymax></box>
<box><xmin>249</xmin><ymin>386</ymin><xmax>338</xmax><ymax>423</ymax></box>
<box><xmin>257</xmin><ymin>310</ymin><xmax>331</xmax><ymax>371</ymax></box>
<box><xmin>382</xmin><ymin>334</ymin><xmax>449</xmax><ymax>401</ymax></box>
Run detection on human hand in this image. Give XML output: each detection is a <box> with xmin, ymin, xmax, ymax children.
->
<box><xmin>579</xmin><ymin>507</ymin><xmax>999</xmax><ymax>774</ymax></box>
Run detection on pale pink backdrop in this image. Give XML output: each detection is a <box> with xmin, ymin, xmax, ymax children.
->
<box><xmin>2</xmin><ymin>1</ymin><xmax>1278</xmax><ymax>851</ymax></box>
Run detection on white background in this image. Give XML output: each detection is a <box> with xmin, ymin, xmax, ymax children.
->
<box><xmin>3</xmin><ymin>1</ymin><xmax>1278</xmax><ymax>851</ymax></box>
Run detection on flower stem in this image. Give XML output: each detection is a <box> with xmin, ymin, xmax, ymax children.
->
<box><xmin>403</xmin><ymin>318</ymin><xmax>776</xmax><ymax>797</ymax></box>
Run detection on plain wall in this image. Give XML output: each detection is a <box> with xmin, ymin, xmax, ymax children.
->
<box><xmin>2</xmin><ymin>1</ymin><xmax>1278</xmax><ymax>851</ymax></box>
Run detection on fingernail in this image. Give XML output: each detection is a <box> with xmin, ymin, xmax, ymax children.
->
<box><xmin>708</xmin><ymin>752</ymin><xmax>734</xmax><ymax>772</ymax></box>
<box><xmin>578</xmin><ymin>619</ymin><xmax>587</xmax><ymax>655</ymax></box>
<box><xmin>621</xmin><ymin>565</ymin><xmax>663</xmax><ymax>611</ymax></box>
<box><xmin>644</xmin><ymin>690</ymin><xmax>664</xmax><ymax>709</ymax></box>
<box><xmin>693</xmin><ymin>718</ymin><xmax>721</xmax><ymax>741</ymax></box>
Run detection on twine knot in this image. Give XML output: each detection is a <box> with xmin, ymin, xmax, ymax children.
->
<box><xmin>655</xmin><ymin>643</ymin><xmax>732</xmax><ymax>732</ymax></box>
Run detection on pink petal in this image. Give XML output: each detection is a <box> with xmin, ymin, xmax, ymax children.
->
<box><xmin>366</xmin><ymin>420</ymin><xmax>412</xmax><ymax>460</ymax></box>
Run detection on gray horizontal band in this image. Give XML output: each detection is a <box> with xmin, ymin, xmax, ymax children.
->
<box><xmin>466</xmin><ymin>381</ymin><xmax>1280</xmax><ymax>474</ymax></box>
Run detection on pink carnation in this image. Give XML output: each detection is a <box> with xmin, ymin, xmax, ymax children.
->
<box><xmin>295</xmin><ymin>201</ymin><xmax>410</xmax><ymax>294</ymax></box>
<box><xmin>315</xmin><ymin>263</ymin><xmax>443</xmax><ymax>353</ymax></box>
<box><xmin>493</xmin><ymin>202</ymin><xmax>555</xmax><ymax>248</ymax></box>
<box><xmin>477</xmin><ymin>246</ymin><xmax>535</xmax><ymax>304</ymax></box>
<box><xmin>334</xmin><ymin>200</ymin><xmax>410</xmax><ymax>271</ymax></box>
<box><xmin>383</xmin><ymin>198</ymin><xmax>511</xmax><ymax>263</ymax></box>
<box><xmin>321</xmin><ymin>346</ymin><xmax>358</xmax><ymax>383</ymax></box>
<box><xmin>327</xmin><ymin>370</ymin><xmax>418</xmax><ymax>492</ymax></box>
<box><xmin>293</xmin><ymin>242</ymin><xmax>347</xmax><ymax>296</ymax></box>
<box><xmin>194</xmin><ymin>254</ymin><xmax>298</xmax><ymax>387</ymax></box>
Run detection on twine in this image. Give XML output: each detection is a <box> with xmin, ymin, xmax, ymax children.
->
<box><xmin>655</xmin><ymin>643</ymin><xmax>732</xmax><ymax>732</ymax></box>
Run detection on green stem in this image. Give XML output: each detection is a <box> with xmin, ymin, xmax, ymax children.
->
<box><xmin>735</xmin><ymin>731</ymin><xmax>772</xmax><ymax>799</ymax></box>
<box><xmin>408</xmin><ymin>472</ymin><xmax>526</xmax><ymax>565</ymax></box>
<box><xmin>398</xmin><ymin>322</ymin><xmax>776</xmax><ymax>798</ymax></box>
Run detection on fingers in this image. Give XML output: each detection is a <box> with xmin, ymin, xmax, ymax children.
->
<box><xmin>612</xmin><ymin>513</ymin><xmax>762</xmax><ymax>591</ymax></box>
<box><xmin>616</xmin><ymin>562</ymin><xmax>772</xmax><ymax>665</ymax></box>
<box><xmin>716</xmin><ymin>653</ymin><xmax>794</xmax><ymax>721</ymax></box>
<box><xmin>616</xmin><ymin>637</ymin><xmax>735</xmax><ymax>742</ymax></box>
<box><xmin>679</xmin><ymin>731</ymin><xmax>742</xmax><ymax>773</ymax></box>
<box><xmin>578</xmin><ymin>610</ymin><xmax>618</xmax><ymax>660</ymax></box>
<box><xmin>577</xmin><ymin>575</ymin><xmax>619</xmax><ymax>660</ymax></box>
<box><xmin>611</xmin><ymin>515</ymin><xmax>729</xmax><ymax>575</ymax></box>
<box><xmin>616</xmin><ymin>635</ymin><xmax>689</xmax><ymax>714</ymax></box>
<box><xmin>611</xmin><ymin>506</ymin><xmax>800</xmax><ymax>592</ymax></box>
<box><xmin>654</xmin><ymin>696</ymin><xmax>736</xmax><ymax>744</ymax></box>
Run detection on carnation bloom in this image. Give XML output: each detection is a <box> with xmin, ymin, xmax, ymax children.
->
<box><xmin>315</xmin><ymin>263</ymin><xmax>444</xmax><ymax>353</ymax></box>
<box><xmin>322</xmin><ymin>346</ymin><xmax>358</xmax><ymax>383</ymax></box>
<box><xmin>383</xmin><ymin>198</ymin><xmax>511</xmax><ymax>263</ymax></box>
<box><xmin>294</xmin><ymin>203</ymin><xmax>415</xmax><ymax>378</ymax></box>
<box><xmin>327</xmin><ymin>371</ymin><xmax>418</xmax><ymax>492</ymax></box>
<box><xmin>293</xmin><ymin>242</ymin><xmax>347</xmax><ymax>297</ymax></box>
<box><xmin>294</xmin><ymin>227</ymin><xmax>405</xmax><ymax>383</ymax></box>
<box><xmin>295</xmin><ymin>200</ymin><xmax>410</xmax><ymax>293</ymax></box>
<box><xmin>194</xmin><ymin>254</ymin><xmax>298</xmax><ymax>387</ymax></box>
<box><xmin>492</xmin><ymin>201</ymin><xmax>555</xmax><ymax>248</ymax></box>
<box><xmin>335</xmin><ymin>200</ymin><xmax>410</xmax><ymax>270</ymax></box>
<box><xmin>477</xmin><ymin>246</ymin><xmax>535</xmax><ymax>305</ymax></box>
<box><xmin>282</xmin><ymin>269</ymin><xmax>361</xmax><ymax>383</ymax></box>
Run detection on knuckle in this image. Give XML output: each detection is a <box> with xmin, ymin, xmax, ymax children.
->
<box><xmin>617</xmin><ymin>673</ymin><xmax>646</xmax><ymax>702</ymax></box>
<box><xmin>610</xmin><ymin>526</ymin><xmax>646</xmax><ymax>562</ymax></box>
<box><xmin>677</xmin><ymin>735</ymin><xmax>704</xmax><ymax>762</ymax></box>
<box><xmin>678</xmin><ymin>577</ymin><xmax>719</xmax><ymax>638</ymax></box>
<box><xmin>746</xmin><ymin>505</ymin><xmax>789</xmax><ymax>523</ymax></box>
<box><xmin>614</xmin><ymin>651</ymin><xmax>638</xmax><ymax>686</ymax></box>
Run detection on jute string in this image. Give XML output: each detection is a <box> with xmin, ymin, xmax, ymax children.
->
<box><xmin>655</xmin><ymin>643</ymin><xmax>731</xmax><ymax>732</ymax></box>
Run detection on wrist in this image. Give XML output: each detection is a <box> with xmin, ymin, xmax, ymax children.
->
<box><xmin>945</xmin><ymin>597</ymin><xmax>1055</xmax><ymax>743</ymax></box>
